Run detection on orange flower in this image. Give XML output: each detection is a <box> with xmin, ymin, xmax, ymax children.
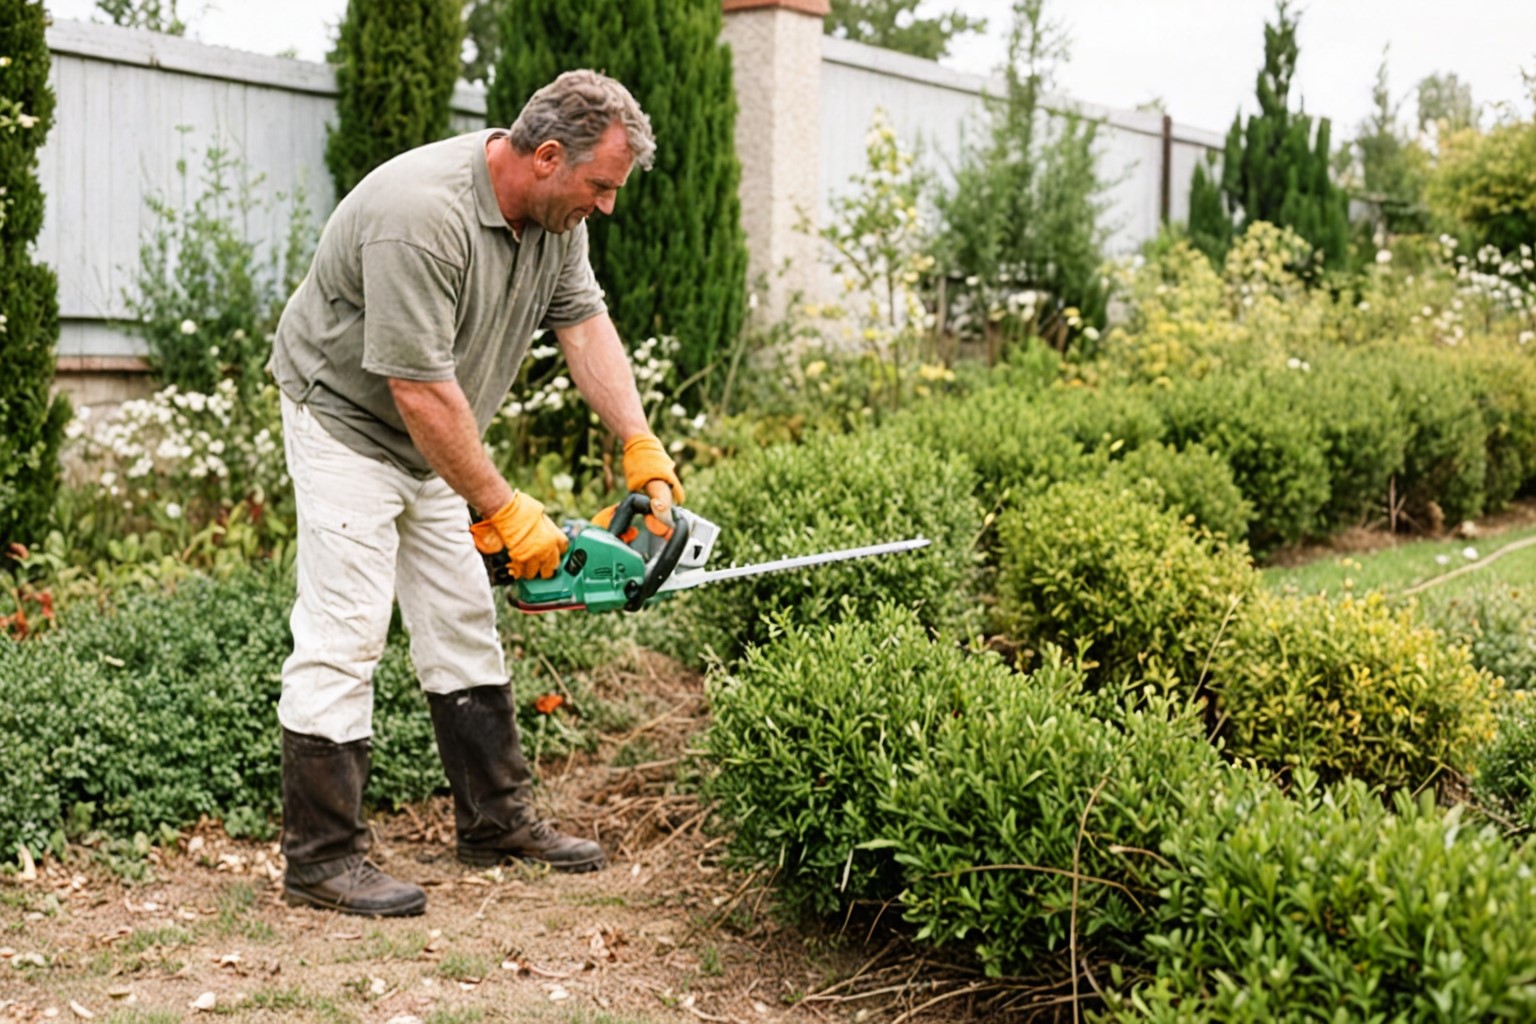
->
<box><xmin>534</xmin><ymin>693</ymin><xmax>565</xmax><ymax>715</ymax></box>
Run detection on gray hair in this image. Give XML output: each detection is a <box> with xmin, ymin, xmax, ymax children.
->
<box><xmin>508</xmin><ymin>70</ymin><xmax>656</xmax><ymax>171</ymax></box>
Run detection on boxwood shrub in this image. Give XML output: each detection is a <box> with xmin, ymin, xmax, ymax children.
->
<box><xmin>683</xmin><ymin>427</ymin><xmax>981</xmax><ymax>662</ymax></box>
<box><xmin>1211</xmin><ymin>590</ymin><xmax>1499</xmax><ymax>790</ymax></box>
<box><xmin>1388</xmin><ymin>353</ymin><xmax>1488</xmax><ymax>527</ymax></box>
<box><xmin>1105</xmin><ymin>780</ymin><xmax>1536</xmax><ymax>1022</ymax></box>
<box><xmin>1105</xmin><ymin>440</ymin><xmax>1251</xmax><ymax>541</ymax></box>
<box><xmin>0</xmin><ymin>564</ymin><xmax>627</xmax><ymax>856</ymax></box>
<box><xmin>1153</xmin><ymin>370</ymin><xmax>1331</xmax><ymax>554</ymax></box>
<box><xmin>994</xmin><ymin>480</ymin><xmax>1256</xmax><ymax>693</ymax></box>
<box><xmin>881</xmin><ymin>385</ymin><xmax>1097</xmax><ymax>504</ymax></box>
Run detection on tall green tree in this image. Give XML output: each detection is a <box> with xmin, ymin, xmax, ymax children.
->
<box><xmin>0</xmin><ymin>0</ymin><xmax>70</xmax><ymax>551</ymax></box>
<box><xmin>486</xmin><ymin>0</ymin><xmax>747</xmax><ymax>391</ymax></box>
<box><xmin>936</xmin><ymin>0</ymin><xmax>1111</xmax><ymax>351</ymax></box>
<box><xmin>461</xmin><ymin>0</ymin><xmax>502</xmax><ymax>85</ymax></box>
<box><xmin>824</xmin><ymin>0</ymin><xmax>986</xmax><ymax>62</ymax></box>
<box><xmin>1188</xmin><ymin>0</ymin><xmax>1350</xmax><ymax>269</ymax></box>
<box><xmin>325</xmin><ymin>0</ymin><xmax>466</xmax><ymax>199</ymax></box>
<box><xmin>1343</xmin><ymin>48</ymin><xmax>1430</xmax><ymax>234</ymax></box>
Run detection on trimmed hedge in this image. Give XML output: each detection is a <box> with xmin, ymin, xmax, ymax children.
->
<box><xmin>683</xmin><ymin>427</ymin><xmax>982</xmax><ymax>662</ymax></box>
<box><xmin>700</xmin><ymin>604</ymin><xmax>1234</xmax><ymax>977</ymax></box>
<box><xmin>994</xmin><ymin>480</ymin><xmax>1256</xmax><ymax>691</ymax></box>
<box><xmin>1107</xmin><ymin>780</ymin><xmax>1536</xmax><ymax>1022</ymax></box>
<box><xmin>1211</xmin><ymin>590</ymin><xmax>1499</xmax><ymax>791</ymax></box>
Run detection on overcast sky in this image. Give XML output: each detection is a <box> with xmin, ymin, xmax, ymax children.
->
<box><xmin>46</xmin><ymin>0</ymin><xmax>1536</xmax><ymax>135</ymax></box>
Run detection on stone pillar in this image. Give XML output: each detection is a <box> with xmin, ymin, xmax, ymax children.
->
<box><xmin>720</xmin><ymin>0</ymin><xmax>828</xmax><ymax>324</ymax></box>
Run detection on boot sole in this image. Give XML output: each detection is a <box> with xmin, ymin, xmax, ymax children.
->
<box><xmin>282</xmin><ymin>884</ymin><xmax>427</xmax><ymax>917</ymax></box>
<box><xmin>456</xmin><ymin>848</ymin><xmax>606</xmax><ymax>873</ymax></box>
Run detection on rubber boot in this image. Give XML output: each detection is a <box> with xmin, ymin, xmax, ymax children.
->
<box><xmin>427</xmin><ymin>686</ymin><xmax>606</xmax><ymax>872</ymax></box>
<box><xmin>280</xmin><ymin>729</ymin><xmax>427</xmax><ymax>916</ymax></box>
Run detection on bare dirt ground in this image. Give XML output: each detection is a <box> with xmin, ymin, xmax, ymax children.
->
<box><xmin>0</xmin><ymin>655</ymin><xmax>934</xmax><ymax>1024</ymax></box>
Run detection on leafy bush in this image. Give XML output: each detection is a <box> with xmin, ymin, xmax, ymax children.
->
<box><xmin>683</xmin><ymin>427</ymin><xmax>981</xmax><ymax>662</ymax></box>
<box><xmin>1474</xmin><ymin>693</ymin><xmax>1536</xmax><ymax>832</ymax></box>
<box><xmin>1212</xmin><ymin>590</ymin><xmax>1498</xmax><ymax>791</ymax></box>
<box><xmin>125</xmin><ymin>135</ymin><xmax>315</xmax><ymax>399</ymax></box>
<box><xmin>885</xmin><ymin>678</ymin><xmax>1230</xmax><ymax>977</ymax></box>
<box><xmin>1106</xmin><ymin>779</ymin><xmax>1536</xmax><ymax>1022</ymax></box>
<box><xmin>1464</xmin><ymin>349</ymin><xmax>1536</xmax><ymax>509</ymax></box>
<box><xmin>1105</xmin><ymin>441</ymin><xmax>1251</xmax><ymax>541</ymax></box>
<box><xmin>994</xmin><ymin>480</ymin><xmax>1255</xmax><ymax>692</ymax></box>
<box><xmin>700</xmin><ymin>605</ymin><xmax>1008</xmax><ymax>919</ymax></box>
<box><xmin>0</xmin><ymin>563</ymin><xmax>646</xmax><ymax>855</ymax></box>
<box><xmin>883</xmin><ymin>386</ymin><xmax>1096</xmax><ymax>506</ymax></box>
<box><xmin>1154</xmin><ymin>370</ymin><xmax>1331</xmax><ymax>554</ymax></box>
<box><xmin>1423</xmin><ymin>582</ymin><xmax>1536</xmax><ymax>691</ymax></box>
<box><xmin>1303</xmin><ymin>350</ymin><xmax>1409</xmax><ymax>530</ymax></box>
<box><xmin>1387</xmin><ymin>352</ymin><xmax>1488</xmax><ymax>527</ymax></box>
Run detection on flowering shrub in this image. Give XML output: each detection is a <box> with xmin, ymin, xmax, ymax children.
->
<box><xmin>124</xmin><ymin>132</ymin><xmax>315</xmax><ymax>399</ymax></box>
<box><xmin>483</xmin><ymin>333</ymin><xmax>709</xmax><ymax>516</ymax></box>
<box><xmin>805</xmin><ymin>108</ymin><xmax>939</xmax><ymax>411</ymax></box>
<box><xmin>58</xmin><ymin>381</ymin><xmax>290</xmax><ymax>575</ymax></box>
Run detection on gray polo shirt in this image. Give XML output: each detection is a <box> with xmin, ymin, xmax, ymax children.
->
<box><xmin>269</xmin><ymin>129</ymin><xmax>607</xmax><ymax>477</ymax></box>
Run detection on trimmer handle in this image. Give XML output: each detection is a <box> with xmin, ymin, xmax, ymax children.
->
<box><xmin>609</xmin><ymin>492</ymin><xmax>692</xmax><ymax>612</ymax></box>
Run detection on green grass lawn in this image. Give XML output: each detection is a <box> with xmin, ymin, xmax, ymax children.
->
<box><xmin>1264</xmin><ymin>524</ymin><xmax>1536</xmax><ymax>604</ymax></box>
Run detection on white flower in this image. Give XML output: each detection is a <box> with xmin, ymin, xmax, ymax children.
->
<box><xmin>529</xmin><ymin>345</ymin><xmax>558</xmax><ymax>360</ymax></box>
<box><xmin>1462</xmin><ymin>547</ymin><xmax>1479</xmax><ymax>560</ymax></box>
<box><xmin>0</xmin><ymin>57</ymin><xmax>11</xmax><ymax>68</ymax></box>
<box><xmin>551</xmin><ymin>375</ymin><xmax>570</xmax><ymax>390</ymax></box>
<box><xmin>17</xmin><ymin>113</ymin><xmax>37</xmax><ymax>129</ymax></box>
<box><xmin>551</xmin><ymin>473</ymin><xmax>574</xmax><ymax>493</ymax></box>
<box><xmin>100</xmin><ymin>471</ymin><xmax>116</xmax><ymax>488</ymax></box>
<box><xmin>1375</xmin><ymin>249</ymin><xmax>1392</xmax><ymax>265</ymax></box>
<box><xmin>1435</xmin><ymin>554</ymin><xmax>1451</xmax><ymax>566</ymax></box>
<box><xmin>690</xmin><ymin>412</ymin><xmax>707</xmax><ymax>431</ymax></box>
<box><xmin>165</xmin><ymin>502</ymin><xmax>182</xmax><ymax>520</ymax></box>
<box><xmin>1357</xmin><ymin>301</ymin><xmax>1371</xmax><ymax>312</ymax></box>
<box><xmin>1519</xmin><ymin>331</ymin><xmax>1534</xmax><ymax>346</ymax></box>
<box><xmin>179</xmin><ymin>320</ymin><xmax>198</xmax><ymax>335</ymax></box>
<box><xmin>748</xmin><ymin>292</ymin><xmax>759</xmax><ymax>311</ymax></box>
<box><xmin>669</xmin><ymin>403</ymin><xmax>687</xmax><ymax>419</ymax></box>
<box><xmin>1287</xmin><ymin>357</ymin><xmax>1302</xmax><ymax>369</ymax></box>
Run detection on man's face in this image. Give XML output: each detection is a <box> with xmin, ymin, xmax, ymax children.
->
<box><xmin>536</xmin><ymin>122</ymin><xmax>634</xmax><ymax>235</ymax></box>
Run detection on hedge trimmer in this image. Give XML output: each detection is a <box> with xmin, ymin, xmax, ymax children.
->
<box><xmin>501</xmin><ymin>493</ymin><xmax>930</xmax><ymax>614</ymax></box>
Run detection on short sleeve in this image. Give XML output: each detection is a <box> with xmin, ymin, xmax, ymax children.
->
<box><xmin>540</xmin><ymin>223</ymin><xmax>608</xmax><ymax>330</ymax></box>
<box><xmin>359</xmin><ymin>240</ymin><xmax>463</xmax><ymax>381</ymax></box>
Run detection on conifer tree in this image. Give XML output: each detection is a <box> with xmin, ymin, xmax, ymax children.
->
<box><xmin>1187</xmin><ymin>0</ymin><xmax>1349</xmax><ymax>268</ymax></box>
<box><xmin>486</xmin><ymin>0</ymin><xmax>747</xmax><ymax>388</ymax></box>
<box><xmin>326</xmin><ymin>0</ymin><xmax>466</xmax><ymax>199</ymax></box>
<box><xmin>0</xmin><ymin>0</ymin><xmax>70</xmax><ymax>552</ymax></box>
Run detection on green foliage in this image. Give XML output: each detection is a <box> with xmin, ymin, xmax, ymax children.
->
<box><xmin>1192</xmin><ymin>1</ymin><xmax>1350</xmax><ymax>269</ymax></box>
<box><xmin>1303</xmin><ymin>349</ymin><xmax>1410</xmax><ymax>530</ymax></box>
<box><xmin>1464</xmin><ymin>348</ymin><xmax>1536</xmax><ymax>510</ymax></box>
<box><xmin>994</xmin><ymin>480</ymin><xmax>1256</xmax><ymax>692</ymax></box>
<box><xmin>460</xmin><ymin>0</ymin><xmax>500</xmax><ymax>85</ymax></box>
<box><xmin>0</xmin><ymin>0</ymin><xmax>69</xmax><ymax>552</ymax></box>
<box><xmin>885</xmin><ymin>678</ymin><xmax>1229</xmax><ymax>977</ymax></box>
<box><xmin>882</xmin><ymin>384</ymin><xmax>1095</xmax><ymax>506</ymax></box>
<box><xmin>700</xmin><ymin>605</ymin><xmax>1006</xmax><ymax>919</ymax></box>
<box><xmin>1424</xmin><ymin>582</ymin><xmax>1536</xmax><ymax>691</ymax></box>
<box><xmin>123</xmin><ymin>134</ymin><xmax>316</xmax><ymax>401</ymax></box>
<box><xmin>1338</xmin><ymin>49</ymin><xmax>1433</xmax><ymax>236</ymax></box>
<box><xmin>1212</xmin><ymin>590</ymin><xmax>1498</xmax><ymax>791</ymax></box>
<box><xmin>1387</xmin><ymin>351</ymin><xmax>1489</xmax><ymax>527</ymax></box>
<box><xmin>1156</xmin><ymin>370</ymin><xmax>1331</xmax><ymax>553</ymax></box>
<box><xmin>1186</xmin><ymin>156</ymin><xmax>1232</xmax><ymax>264</ymax></box>
<box><xmin>1474</xmin><ymin>694</ymin><xmax>1536</xmax><ymax>830</ymax></box>
<box><xmin>326</xmin><ymin>0</ymin><xmax>465</xmax><ymax>199</ymax></box>
<box><xmin>682</xmin><ymin>427</ymin><xmax>981</xmax><ymax>663</ymax></box>
<box><xmin>813</xmin><ymin>108</ymin><xmax>938</xmax><ymax>412</ymax></box>
<box><xmin>1427</xmin><ymin>115</ymin><xmax>1536</xmax><ymax>255</ymax></box>
<box><xmin>1107</xmin><ymin>780</ymin><xmax>1536</xmax><ymax>1022</ymax></box>
<box><xmin>936</xmin><ymin>0</ymin><xmax>1111</xmax><ymax>358</ymax></box>
<box><xmin>94</xmin><ymin>0</ymin><xmax>186</xmax><ymax>33</ymax></box>
<box><xmin>487</xmin><ymin>0</ymin><xmax>747</xmax><ymax>392</ymax></box>
<box><xmin>0</xmin><ymin>565</ymin><xmax>448</xmax><ymax>857</ymax></box>
<box><xmin>823</xmin><ymin>0</ymin><xmax>987</xmax><ymax>61</ymax></box>
<box><xmin>1106</xmin><ymin>441</ymin><xmax>1252</xmax><ymax>542</ymax></box>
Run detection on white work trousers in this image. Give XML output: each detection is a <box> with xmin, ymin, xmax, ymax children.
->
<box><xmin>278</xmin><ymin>396</ymin><xmax>507</xmax><ymax>744</ymax></box>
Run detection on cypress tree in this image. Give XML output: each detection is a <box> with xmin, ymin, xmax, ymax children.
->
<box><xmin>326</xmin><ymin>0</ymin><xmax>466</xmax><ymax>199</ymax></box>
<box><xmin>0</xmin><ymin>0</ymin><xmax>70</xmax><ymax>552</ymax></box>
<box><xmin>486</xmin><ymin>0</ymin><xmax>747</xmax><ymax>389</ymax></box>
<box><xmin>1187</xmin><ymin>0</ymin><xmax>1349</xmax><ymax>268</ymax></box>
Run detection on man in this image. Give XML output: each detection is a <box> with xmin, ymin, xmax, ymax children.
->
<box><xmin>267</xmin><ymin>70</ymin><xmax>683</xmax><ymax>917</ymax></box>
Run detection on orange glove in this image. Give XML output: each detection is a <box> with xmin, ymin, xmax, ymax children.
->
<box><xmin>469</xmin><ymin>491</ymin><xmax>569</xmax><ymax>582</ymax></box>
<box><xmin>590</xmin><ymin>503</ymin><xmax>674</xmax><ymax>543</ymax></box>
<box><xmin>622</xmin><ymin>433</ymin><xmax>685</xmax><ymax>509</ymax></box>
